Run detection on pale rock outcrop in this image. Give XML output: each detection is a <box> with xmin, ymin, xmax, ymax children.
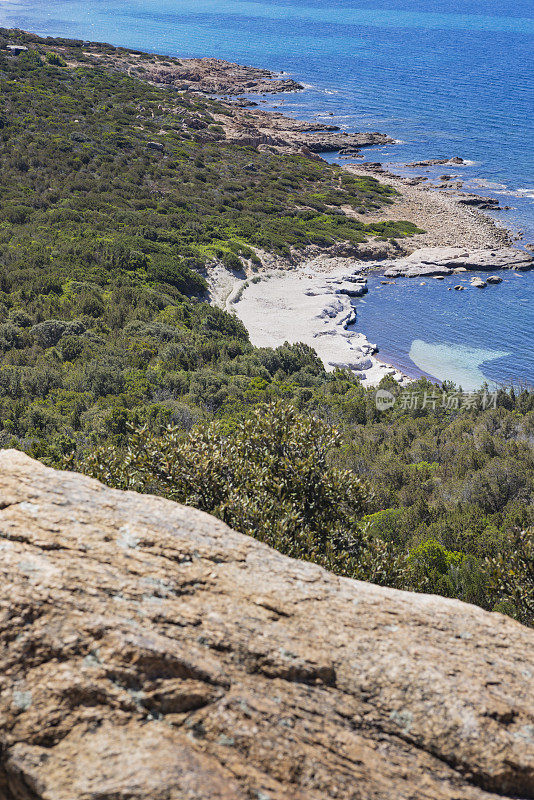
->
<box><xmin>382</xmin><ymin>246</ymin><xmax>533</xmax><ymax>278</ymax></box>
<box><xmin>0</xmin><ymin>450</ymin><xmax>533</xmax><ymax>800</ymax></box>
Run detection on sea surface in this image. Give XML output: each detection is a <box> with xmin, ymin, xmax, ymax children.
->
<box><xmin>1</xmin><ymin>0</ymin><xmax>532</xmax><ymax>387</ymax></box>
<box><xmin>356</xmin><ymin>272</ymin><xmax>531</xmax><ymax>391</ymax></box>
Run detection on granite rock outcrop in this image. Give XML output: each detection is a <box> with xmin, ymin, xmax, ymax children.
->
<box><xmin>0</xmin><ymin>450</ymin><xmax>532</xmax><ymax>800</ymax></box>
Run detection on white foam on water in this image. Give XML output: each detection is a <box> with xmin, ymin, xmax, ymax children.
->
<box><xmin>471</xmin><ymin>179</ymin><xmax>508</xmax><ymax>190</ymax></box>
<box><xmin>408</xmin><ymin>340</ymin><xmax>510</xmax><ymax>391</ymax></box>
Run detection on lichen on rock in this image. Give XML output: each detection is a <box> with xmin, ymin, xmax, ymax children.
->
<box><xmin>0</xmin><ymin>449</ymin><xmax>532</xmax><ymax>799</ymax></box>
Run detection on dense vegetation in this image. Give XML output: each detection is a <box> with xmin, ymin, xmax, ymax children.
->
<box><xmin>72</xmin><ymin>394</ymin><xmax>534</xmax><ymax>626</ymax></box>
<box><xmin>0</xmin><ymin>31</ymin><xmax>532</xmax><ymax>625</ymax></box>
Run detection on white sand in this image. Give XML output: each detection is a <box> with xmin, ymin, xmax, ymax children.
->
<box><xmin>206</xmin><ymin>162</ymin><xmax>516</xmax><ymax>388</ymax></box>
<box><xmin>220</xmin><ymin>261</ymin><xmax>411</xmax><ymax>387</ymax></box>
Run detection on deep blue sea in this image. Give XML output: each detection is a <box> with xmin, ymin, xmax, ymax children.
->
<box><xmin>1</xmin><ymin>0</ymin><xmax>532</xmax><ymax>387</ymax></box>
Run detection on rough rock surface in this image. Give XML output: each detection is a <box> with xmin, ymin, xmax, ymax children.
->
<box><xmin>70</xmin><ymin>47</ymin><xmax>304</xmax><ymax>95</ymax></box>
<box><xmin>382</xmin><ymin>246</ymin><xmax>534</xmax><ymax>277</ymax></box>
<box><xmin>404</xmin><ymin>157</ymin><xmax>467</xmax><ymax>167</ymax></box>
<box><xmin>220</xmin><ymin>108</ymin><xmax>393</xmax><ymax>156</ymax></box>
<box><xmin>0</xmin><ymin>450</ymin><xmax>533</xmax><ymax>800</ymax></box>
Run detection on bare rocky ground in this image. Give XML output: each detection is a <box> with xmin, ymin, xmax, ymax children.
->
<box><xmin>344</xmin><ymin>163</ymin><xmax>514</xmax><ymax>252</ymax></box>
<box><xmin>216</xmin><ymin>108</ymin><xmax>393</xmax><ymax>155</ymax></box>
<box><xmin>62</xmin><ymin>44</ymin><xmax>394</xmax><ymax>156</ymax></box>
<box><xmin>0</xmin><ymin>450</ymin><xmax>533</xmax><ymax>800</ymax></box>
<box><xmin>70</xmin><ymin>47</ymin><xmax>305</xmax><ymax>95</ymax></box>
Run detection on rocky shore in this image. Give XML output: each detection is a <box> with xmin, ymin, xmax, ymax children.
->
<box><xmin>57</xmin><ymin>40</ymin><xmax>305</xmax><ymax>94</ymax></box>
<box><xmin>219</xmin><ymin>108</ymin><xmax>394</xmax><ymax>157</ymax></box>
<box><xmin>344</xmin><ymin>163</ymin><xmax>515</xmax><ymax>250</ymax></box>
<box><xmin>381</xmin><ymin>246</ymin><xmax>534</xmax><ymax>278</ymax></box>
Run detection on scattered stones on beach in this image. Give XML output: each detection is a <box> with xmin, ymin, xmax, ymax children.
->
<box><xmin>344</xmin><ymin>165</ymin><xmax>513</xmax><ymax>253</ymax></box>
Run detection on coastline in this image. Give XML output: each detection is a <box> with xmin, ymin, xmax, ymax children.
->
<box><xmin>341</xmin><ymin>163</ymin><xmax>514</xmax><ymax>251</ymax></box>
<box><xmin>209</xmin><ymin>156</ymin><xmax>531</xmax><ymax>388</ymax></box>
<box><xmin>203</xmin><ymin>71</ymin><xmax>534</xmax><ymax>387</ymax></box>
<box><xmin>9</xmin><ymin>29</ymin><xmax>527</xmax><ymax>388</ymax></box>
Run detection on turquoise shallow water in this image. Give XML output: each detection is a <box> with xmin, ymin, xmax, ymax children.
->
<box><xmin>354</xmin><ymin>272</ymin><xmax>533</xmax><ymax>388</ymax></box>
<box><xmin>0</xmin><ymin>0</ymin><xmax>532</xmax><ymax>386</ymax></box>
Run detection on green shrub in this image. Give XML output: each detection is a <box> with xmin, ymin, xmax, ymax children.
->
<box><xmin>45</xmin><ymin>51</ymin><xmax>67</xmax><ymax>67</ymax></box>
<box><xmin>69</xmin><ymin>402</ymin><xmax>368</xmax><ymax>569</ymax></box>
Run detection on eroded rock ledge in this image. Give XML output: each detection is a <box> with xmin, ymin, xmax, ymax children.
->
<box><xmin>0</xmin><ymin>450</ymin><xmax>532</xmax><ymax>800</ymax></box>
<box><xmin>382</xmin><ymin>246</ymin><xmax>534</xmax><ymax>278</ymax></box>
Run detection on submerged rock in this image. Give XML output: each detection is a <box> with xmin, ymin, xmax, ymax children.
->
<box><xmin>404</xmin><ymin>156</ymin><xmax>466</xmax><ymax>167</ymax></box>
<box><xmin>0</xmin><ymin>450</ymin><xmax>532</xmax><ymax>799</ymax></box>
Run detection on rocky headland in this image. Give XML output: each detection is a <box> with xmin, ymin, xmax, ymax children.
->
<box><xmin>5</xmin><ymin>32</ymin><xmax>394</xmax><ymax>158</ymax></box>
<box><xmin>0</xmin><ymin>450</ymin><xmax>533</xmax><ymax>800</ymax></box>
<box><xmin>220</xmin><ymin>109</ymin><xmax>394</xmax><ymax>156</ymax></box>
<box><xmin>25</xmin><ymin>33</ymin><xmax>305</xmax><ymax>95</ymax></box>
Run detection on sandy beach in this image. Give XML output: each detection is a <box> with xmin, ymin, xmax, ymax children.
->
<box><xmin>208</xmin><ymin>158</ymin><xmax>530</xmax><ymax>387</ymax></box>
<box><xmin>225</xmin><ymin>262</ymin><xmax>411</xmax><ymax>387</ymax></box>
